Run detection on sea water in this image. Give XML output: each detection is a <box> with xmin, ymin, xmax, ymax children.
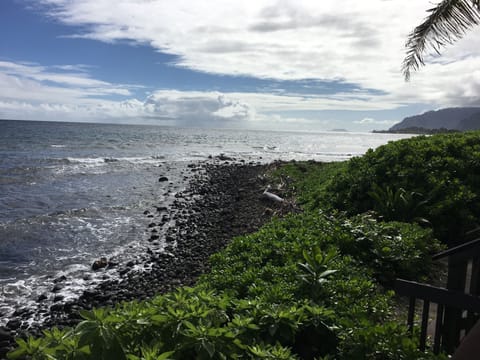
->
<box><xmin>0</xmin><ymin>119</ymin><xmax>412</xmax><ymax>324</ymax></box>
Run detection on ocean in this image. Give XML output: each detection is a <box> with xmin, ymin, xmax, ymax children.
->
<box><xmin>0</xmin><ymin>119</ymin><xmax>412</xmax><ymax>325</ymax></box>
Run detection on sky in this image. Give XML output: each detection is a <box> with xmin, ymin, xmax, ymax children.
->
<box><xmin>1</xmin><ymin>0</ymin><xmax>480</xmax><ymax>132</ymax></box>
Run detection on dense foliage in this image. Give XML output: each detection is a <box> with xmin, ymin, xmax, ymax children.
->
<box><xmin>324</xmin><ymin>132</ymin><xmax>480</xmax><ymax>244</ymax></box>
<box><xmin>9</xmin><ymin>210</ymin><xmax>443</xmax><ymax>359</ymax></box>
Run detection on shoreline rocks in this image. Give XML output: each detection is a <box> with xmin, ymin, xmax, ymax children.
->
<box><xmin>1</xmin><ymin>160</ymin><xmax>288</xmax><ymax>355</ymax></box>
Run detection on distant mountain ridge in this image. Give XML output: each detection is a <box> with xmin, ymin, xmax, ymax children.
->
<box><xmin>390</xmin><ymin>107</ymin><xmax>480</xmax><ymax>132</ymax></box>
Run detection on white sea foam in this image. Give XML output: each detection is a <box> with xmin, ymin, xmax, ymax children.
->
<box><xmin>66</xmin><ymin>157</ymin><xmax>106</xmax><ymax>165</ymax></box>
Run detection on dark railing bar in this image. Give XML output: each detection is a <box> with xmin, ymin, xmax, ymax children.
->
<box><xmin>433</xmin><ymin>238</ymin><xmax>480</xmax><ymax>260</ymax></box>
<box><xmin>433</xmin><ymin>304</ymin><xmax>444</xmax><ymax>354</ymax></box>
<box><xmin>407</xmin><ymin>296</ymin><xmax>416</xmax><ymax>333</ymax></box>
<box><xmin>466</xmin><ymin>227</ymin><xmax>480</xmax><ymax>236</ymax></box>
<box><xmin>395</xmin><ymin>279</ymin><xmax>480</xmax><ymax>313</ymax></box>
<box><xmin>420</xmin><ymin>300</ymin><xmax>430</xmax><ymax>352</ymax></box>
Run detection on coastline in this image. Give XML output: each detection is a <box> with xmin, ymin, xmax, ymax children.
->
<box><xmin>2</xmin><ymin>129</ymin><xmax>475</xmax><ymax>358</ymax></box>
<box><xmin>0</xmin><ymin>159</ymin><xmax>288</xmax><ymax>355</ymax></box>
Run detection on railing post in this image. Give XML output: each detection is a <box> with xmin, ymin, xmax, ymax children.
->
<box><xmin>433</xmin><ymin>304</ymin><xmax>444</xmax><ymax>354</ymax></box>
<box><xmin>443</xmin><ymin>253</ymin><xmax>468</xmax><ymax>353</ymax></box>
<box><xmin>466</xmin><ymin>256</ymin><xmax>480</xmax><ymax>333</ymax></box>
<box><xmin>419</xmin><ymin>300</ymin><xmax>430</xmax><ymax>352</ymax></box>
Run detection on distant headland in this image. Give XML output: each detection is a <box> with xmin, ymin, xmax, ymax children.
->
<box><xmin>375</xmin><ymin>107</ymin><xmax>480</xmax><ymax>134</ymax></box>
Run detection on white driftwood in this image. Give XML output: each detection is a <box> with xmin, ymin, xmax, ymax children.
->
<box><xmin>262</xmin><ymin>187</ymin><xmax>284</xmax><ymax>203</ymax></box>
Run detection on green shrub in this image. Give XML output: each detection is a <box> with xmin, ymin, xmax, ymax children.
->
<box><xmin>271</xmin><ymin>161</ymin><xmax>346</xmax><ymax>210</ymax></box>
<box><xmin>332</xmin><ymin>212</ymin><xmax>443</xmax><ymax>284</ymax></box>
<box><xmin>337</xmin><ymin>320</ymin><xmax>446</xmax><ymax>360</ymax></box>
<box><xmin>327</xmin><ymin>131</ymin><xmax>480</xmax><ymax>244</ymax></box>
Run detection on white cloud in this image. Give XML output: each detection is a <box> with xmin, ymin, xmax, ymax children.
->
<box><xmin>354</xmin><ymin>117</ymin><xmax>397</xmax><ymax>125</ymax></box>
<box><xmin>143</xmin><ymin>90</ymin><xmax>254</xmax><ymax>125</ymax></box>
<box><xmin>0</xmin><ymin>61</ymin><xmax>134</xmax><ymax>104</ymax></box>
<box><xmin>34</xmin><ymin>0</ymin><xmax>480</xmax><ymax>107</ymax></box>
<box><xmin>0</xmin><ymin>61</ymin><xmax>111</xmax><ymax>88</ymax></box>
<box><xmin>0</xmin><ymin>59</ymin><xmax>407</xmax><ymax>127</ymax></box>
<box><xmin>355</xmin><ymin>117</ymin><xmax>375</xmax><ymax>124</ymax></box>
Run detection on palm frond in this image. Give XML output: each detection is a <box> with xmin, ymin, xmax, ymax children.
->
<box><xmin>403</xmin><ymin>0</ymin><xmax>480</xmax><ymax>81</ymax></box>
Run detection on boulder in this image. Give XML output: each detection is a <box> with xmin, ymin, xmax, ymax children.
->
<box><xmin>53</xmin><ymin>275</ymin><xmax>67</xmax><ymax>283</ymax></box>
<box><xmin>5</xmin><ymin>319</ymin><xmax>21</xmax><ymax>331</ymax></box>
<box><xmin>52</xmin><ymin>284</ymin><xmax>64</xmax><ymax>293</ymax></box>
<box><xmin>217</xmin><ymin>154</ymin><xmax>233</xmax><ymax>161</ymax></box>
<box><xmin>91</xmin><ymin>257</ymin><xmax>108</xmax><ymax>271</ymax></box>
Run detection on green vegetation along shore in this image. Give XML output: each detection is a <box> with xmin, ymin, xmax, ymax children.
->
<box><xmin>10</xmin><ymin>131</ymin><xmax>480</xmax><ymax>359</ymax></box>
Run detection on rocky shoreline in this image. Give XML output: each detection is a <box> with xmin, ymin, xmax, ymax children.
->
<box><xmin>0</xmin><ymin>160</ymin><xmax>290</xmax><ymax>357</ymax></box>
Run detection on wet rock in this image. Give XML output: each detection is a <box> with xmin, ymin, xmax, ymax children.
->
<box><xmin>118</xmin><ymin>268</ymin><xmax>130</xmax><ymax>277</ymax></box>
<box><xmin>52</xmin><ymin>284</ymin><xmax>64</xmax><ymax>293</ymax></box>
<box><xmin>158</xmin><ymin>176</ymin><xmax>169</xmax><ymax>182</ymax></box>
<box><xmin>217</xmin><ymin>154</ymin><xmax>233</xmax><ymax>161</ymax></box>
<box><xmin>92</xmin><ymin>257</ymin><xmax>108</xmax><ymax>271</ymax></box>
<box><xmin>82</xmin><ymin>290</ymin><xmax>96</xmax><ymax>299</ymax></box>
<box><xmin>6</xmin><ymin>319</ymin><xmax>21</xmax><ymax>331</ymax></box>
<box><xmin>50</xmin><ymin>304</ymin><xmax>64</xmax><ymax>312</ymax></box>
<box><xmin>161</xmin><ymin>215</ymin><xmax>170</xmax><ymax>223</ymax></box>
<box><xmin>53</xmin><ymin>275</ymin><xmax>67</xmax><ymax>283</ymax></box>
<box><xmin>12</xmin><ymin>308</ymin><xmax>28</xmax><ymax>317</ymax></box>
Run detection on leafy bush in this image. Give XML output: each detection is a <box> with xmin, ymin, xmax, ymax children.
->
<box><xmin>331</xmin><ymin>212</ymin><xmax>443</xmax><ymax>284</ymax></box>
<box><xmin>368</xmin><ymin>184</ymin><xmax>429</xmax><ymax>223</ymax></box>
<box><xmin>327</xmin><ymin>131</ymin><xmax>480</xmax><ymax>244</ymax></box>
<box><xmin>337</xmin><ymin>320</ymin><xmax>448</xmax><ymax>360</ymax></box>
<box><xmin>270</xmin><ymin>161</ymin><xmax>346</xmax><ymax>210</ymax></box>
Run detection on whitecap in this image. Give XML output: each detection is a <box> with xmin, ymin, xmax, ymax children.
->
<box><xmin>65</xmin><ymin>157</ymin><xmax>106</xmax><ymax>165</ymax></box>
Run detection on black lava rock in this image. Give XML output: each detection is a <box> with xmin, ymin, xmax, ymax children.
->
<box><xmin>91</xmin><ymin>257</ymin><xmax>108</xmax><ymax>271</ymax></box>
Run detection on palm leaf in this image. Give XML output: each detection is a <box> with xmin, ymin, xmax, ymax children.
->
<box><xmin>403</xmin><ymin>0</ymin><xmax>480</xmax><ymax>80</ymax></box>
